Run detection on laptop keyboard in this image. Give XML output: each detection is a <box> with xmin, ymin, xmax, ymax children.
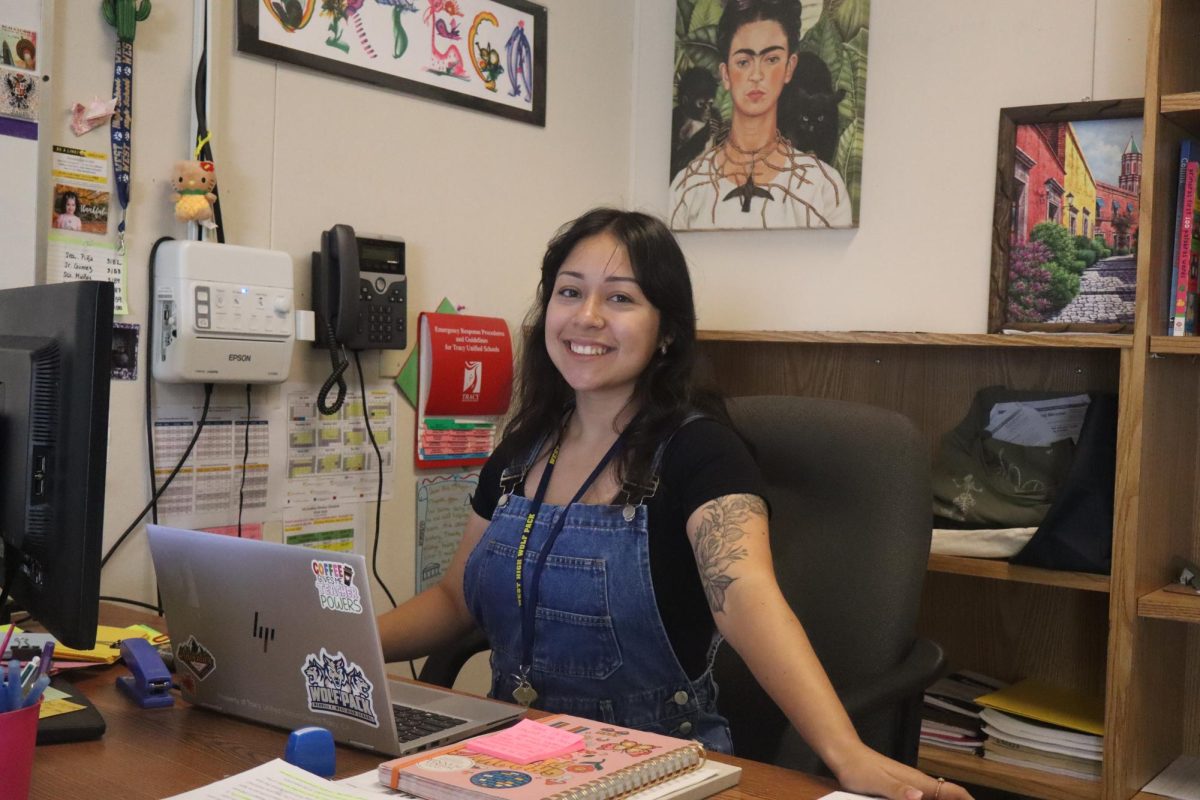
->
<box><xmin>393</xmin><ymin>704</ymin><xmax>467</xmax><ymax>743</ymax></box>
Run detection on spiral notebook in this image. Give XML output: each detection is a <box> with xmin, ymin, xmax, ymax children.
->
<box><xmin>378</xmin><ymin>713</ymin><xmax>734</xmax><ymax>800</ymax></box>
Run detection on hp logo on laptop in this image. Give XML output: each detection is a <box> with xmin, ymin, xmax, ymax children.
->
<box><xmin>252</xmin><ymin>611</ymin><xmax>276</xmax><ymax>652</ymax></box>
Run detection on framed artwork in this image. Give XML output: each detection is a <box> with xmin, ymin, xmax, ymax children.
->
<box><xmin>669</xmin><ymin>0</ymin><xmax>870</xmax><ymax>231</ymax></box>
<box><xmin>989</xmin><ymin>98</ymin><xmax>1144</xmax><ymax>332</ymax></box>
<box><xmin>236</xmin><ymin>0</ymin><xmax>546</xmax><ymax>126</ymax></box>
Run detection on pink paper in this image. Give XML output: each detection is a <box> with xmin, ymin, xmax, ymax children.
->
<box><xmin>463</xmin><ymin>718</ymin><xmax>585</xmax><ymax>764</ymax></box>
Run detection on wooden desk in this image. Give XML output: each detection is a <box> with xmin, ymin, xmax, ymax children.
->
<box><xmin>29</xmin><ymin>606</ymin><xmax>832</xmax><ymax>799</ymax></box>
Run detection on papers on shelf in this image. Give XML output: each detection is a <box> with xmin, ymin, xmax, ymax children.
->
<box><xmin>1143</xmin><ymin>754</ymin><xmax>1200</xmax><ymax>800</ymax></box>
<box><xmin>986</xmin><ymin>394</ymin><xmax>1090</xmax><ymax>446</ymax></box>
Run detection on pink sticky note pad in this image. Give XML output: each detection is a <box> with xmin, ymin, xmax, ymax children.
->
<box><xmin>464</xmin><ymin>719</ymin><xmax>585</xmax><ymax>764</ymax></box>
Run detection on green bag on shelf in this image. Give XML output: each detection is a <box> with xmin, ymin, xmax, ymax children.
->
<box><xmin>931</xmin><ymin>386</ymin><xmax>1078</xmax><ymax>529</ymax></box>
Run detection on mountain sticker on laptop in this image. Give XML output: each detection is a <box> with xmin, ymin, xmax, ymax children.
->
<box><xmin>302</xmin><ymin>648</ymin><xmax>379</xmax><ymax>727</ymax></box>
<box><xmin>177</xmin><ymin>634</ymin><xmax>217</xmax><ymax>680</ymax></box>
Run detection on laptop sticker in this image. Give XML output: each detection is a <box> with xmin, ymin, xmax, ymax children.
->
<box><xmin>301</xmin><ymin>648</ymin><xmax>380</xmax><ymax>727</ymax></box>
<box><xmin>311</xmin><ymin>559</ymin><xmax>364</xmax><ymax>614</ymax></box>
<box><xmin>177</xmin><ymin>634</ymin><xmax>217</xmax><ymax>680</ymax></box>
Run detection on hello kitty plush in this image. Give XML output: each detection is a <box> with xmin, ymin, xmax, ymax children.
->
<box><xmin>170</xmin><ymin>160</ymin><xmax>217</xmax><ymax>226</ymax></box>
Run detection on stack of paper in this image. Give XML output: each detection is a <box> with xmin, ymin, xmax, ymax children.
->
<box><xmin>418</xmin><ymin>418</ymin><xmax>496</xmax><ymax>462</ymax></box>
<box><xmin>975</xmin><ymin>678</ymin><xmax>1104</xmax><ymax>780</ymax></box>
<box><xmin>920</xmin><ymin>671</ymin><xmax>1005</xmax><ymax>754</ymax></box>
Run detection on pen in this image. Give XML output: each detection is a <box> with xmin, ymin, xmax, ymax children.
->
<box><xmin>5</xmin><ymin>658</ymin><xmax>20</xmax><ymax>713</ymax></box>
<box><xmin>0</xmin><ymin>625</ymin><xmax>13</xmax><ymax>661</ymax></box>
<box><xmin>38</xmin><ymin>641</ymin><xmax>53</xmax><ymax>678</ymax></box>
<box><xmin>19</xmin><ymin>657</ymin><xmax>39</xmax><ymax>692</ymax></box>
<box><xmin>22</xmin><ymin>674</ymin><xmax>49</xmax><ymax>708</ymax></box>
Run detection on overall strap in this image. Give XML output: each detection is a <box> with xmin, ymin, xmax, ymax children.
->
<box><xmin>617</xmin><ymin>412</ymin><xmax>709</xmax><ymax>507</ymax></box>
<box><xmin>497</xmin><ymin>429</ymin><xmax>554</xmax><ymax>499</ymax></box>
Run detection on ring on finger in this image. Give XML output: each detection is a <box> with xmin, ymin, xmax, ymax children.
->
<box><xmin>933</xmin><ymin>777</ymin><xmax>945</xmax><ymax>800</ymax></box>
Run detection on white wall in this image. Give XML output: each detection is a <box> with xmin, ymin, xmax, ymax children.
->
<box><xmin>0</xmin><ymin>2</ymin><xmax>1149</xmax><ymax>658</ymax></box>
<box><xmin>28</xmin><ymin>2</ymin><xmax>636</xmax><ymax>618</ymax></box>
<box><xmin>630</xmin><ymin>0</ymin><xmax>1149</xmax><ymax>333</ymax></box>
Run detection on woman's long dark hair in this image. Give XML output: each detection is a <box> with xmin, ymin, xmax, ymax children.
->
<box><xmin>503</xmin><ymin>208</ymin><xmax>729</xmax><ymax>483</ymax></box>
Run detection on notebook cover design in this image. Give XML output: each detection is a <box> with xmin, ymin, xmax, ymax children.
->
<box><xmin>379</xmin><ymin>714</ymin><xmax>706</xmax><ymax>800</ymax></box>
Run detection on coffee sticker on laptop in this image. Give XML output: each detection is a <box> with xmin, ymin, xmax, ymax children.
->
<box><xmin>311</xmin><ymin>559</ymin><xmax>363</xmax><ymax>615</ymax></box>
<box><xmin>301</xmin><ymin>648</ymin><xmax>379</xmax><ymax>727</ymax></box>
<box><xmin>177</xmin><ymin>634</ymin><xmax>216</xmax><ymax>680</ymax></box>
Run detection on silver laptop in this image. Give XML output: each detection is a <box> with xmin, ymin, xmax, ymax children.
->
<box><xmin>146</xmin><ymin>524</ymin><xmax>522</xmax><ymax>756</ymax></box>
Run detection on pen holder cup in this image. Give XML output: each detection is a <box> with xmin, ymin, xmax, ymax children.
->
<box><xmin>0</xmin><ymin>700</ymin><xmax>40</xmax><ymax>799</ymax></box>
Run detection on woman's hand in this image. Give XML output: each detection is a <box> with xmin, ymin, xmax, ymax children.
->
<box><xmin>832</xmin><ymin>745</ymin><xmax>973</xmax><ymax>800</ymax></box>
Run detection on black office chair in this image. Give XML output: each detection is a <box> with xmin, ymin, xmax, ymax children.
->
<box><xmin>419</xmin><ymin>395</ymin><xmax>944</xmax><ymax>773</ymax></box>
<box><xmin>719</xmin><ymin>395</ymin><xmax>943</xmax><ymax>774</ymax></box>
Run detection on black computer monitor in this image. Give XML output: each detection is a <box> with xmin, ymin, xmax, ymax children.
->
<box><xmin>0</xmin><ymin>281</ymin><xmax>112</xmax><ymax>649</ymax></box>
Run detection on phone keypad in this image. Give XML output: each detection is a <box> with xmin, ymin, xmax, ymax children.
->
<box><xmin>359</xmin><ymin>273</ymin><xmax>406</xmax><ymax>347</ymax></box>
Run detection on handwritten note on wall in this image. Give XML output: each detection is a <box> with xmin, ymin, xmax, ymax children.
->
<box><xmin>415</xmin><ymin>473</ymin><xmax>479</xmax><ymax>593</ymax></box>
<box><xmin>46</xmin><ymin>232</ymin><xmax>127</xmax><ymax>314</ymax></box>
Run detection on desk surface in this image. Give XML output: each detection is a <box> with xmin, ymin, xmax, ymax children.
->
<box><xmin>30</xmin><ymin>606</ymin><xmax>832</xmax><ymax>799</ymax></box>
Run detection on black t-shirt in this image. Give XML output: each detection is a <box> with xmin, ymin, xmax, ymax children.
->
<box><xmin>471</xmin><ymin>418</ymin><xmax>767</xmax><ymax>678</ymax></box>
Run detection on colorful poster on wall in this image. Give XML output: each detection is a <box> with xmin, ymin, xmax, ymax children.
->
<box><xmin>236</xmin><ymin>0</ymin><xmax>546</xmax><ymax>126</ymax></box>
<box><xmin>669</xmin><ymin>0</ymin><xmax>870</xmax><ymax>230</ymax></box>
<box><xmin>415</xmin><ymin>472</ymin><xmax>478</xmax><ymax>593</ymax></box>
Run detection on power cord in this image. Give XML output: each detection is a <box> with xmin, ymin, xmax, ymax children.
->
<box><xmin>101</xmin><ymin>382</ymin><xmax>215</xmax><ymax>569</ymax></box>
<box><xmin>237</xmin><ymin>383</ymin><xmax>251</xmax><ymax>537</ymax></box>
<box><xmin>353</xmin><ymin>351</ymin><xmax>396</xmax><ymax>609</ymax></box>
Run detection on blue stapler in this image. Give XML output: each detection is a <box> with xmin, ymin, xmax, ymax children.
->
<box><xmin>117</xmin><ymin>638</ymin><xmax>174</xmax><ymax>709</ymax></box>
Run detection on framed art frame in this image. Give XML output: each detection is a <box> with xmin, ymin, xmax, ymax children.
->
<box><xmin>236</xmin><ymin>0</ymin><xmax>547</xmax><ymax>127</ymax></box>
<box><xmin>989</xmin><ymin>98</ymin><xmax>1144</xmax><ymax>333</ymax></box>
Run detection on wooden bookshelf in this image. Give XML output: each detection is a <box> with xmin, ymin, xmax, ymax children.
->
<box><xmin>918</xmin><ymin>745</ymin><xmax>1101</xmax><ymax>800</ymax></box>
<box><xmin>1160</xmin><ymin>91</ymin><xmax>1200</xmax><ymax>129</ymax></box>
<box><xmin>1138</xmin><ymin>586</ymin><xmax>1200</xmax><ymax>623</ymax></box>
<box><xmin>698</xmin><ymin>330</ymin><xmax>1133</xmax><ymax>349</ymax></box>
<box><xmin>928</xmin><ymin>555</ymin><xmax>1110</xmax><ymax>593</ymax></box>
<box><xmin>1149</xmin><ymin>335</ymin><xmax>1200</xmax><ymax>355</ymax></box>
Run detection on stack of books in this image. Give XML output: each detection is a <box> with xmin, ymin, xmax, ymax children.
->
<box><xmin>1169</xmin><ymin>139</ymin><xmax>1200</xmax><ymax>335</ymax></box>
<box><xmin>975</xmin><ymin>678</ymin><xmax>1104</xmax><ymax>780</ymax></box>
<box><xmin>920</xmin><ymin>670</ymin><xmax>1005</xmax><ymax>754</ymax></box>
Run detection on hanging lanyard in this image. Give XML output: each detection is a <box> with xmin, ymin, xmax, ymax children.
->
<box><xmin>103</xmin><ymin>1</ymin><xmax>152</xmax><ymax>253</ymax></box>
<box><xmin>510</xmin><ymin>433</ymin><xmax>624</xmax><ymax>706</ymax></box>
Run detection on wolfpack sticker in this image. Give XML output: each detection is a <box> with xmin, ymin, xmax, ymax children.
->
<box><xmin>301</xmin><ymin>648</ymin><xmax>379</xmax><ymax>727</ymax></box>
<box><xmin>311</xmin><ymin>559</ymin><xmax>363</xmax><ymax>614</ymax></box>
<box><xmin>176</xmin><ymin>634</ymin><xmax>216</xmax><ymax>680</ymax></box>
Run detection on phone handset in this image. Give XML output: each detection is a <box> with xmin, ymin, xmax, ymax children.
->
<box><xmin>316</xmin><ymin>223</ymin><xmax>365</xmax><ymax>349</ymax></box>
<box><xmin>312</xmin><ymin>223</ymin><xmax>359</xmax><ymax>413</ymax></box>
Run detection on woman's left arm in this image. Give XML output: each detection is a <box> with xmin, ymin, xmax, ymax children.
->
<box><xmin>687</xmin><ymin>494</ymin><xmax>971</xmax><ymax>800</ymax></box>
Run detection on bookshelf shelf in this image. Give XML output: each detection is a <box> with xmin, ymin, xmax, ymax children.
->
<box><xmin>918</xmin><ymin>746</ymin><xmax>1101</xmax><ymax>800</ymax></box>
<box><xmin>1161</xmin><ymin>91</ymin><xmax>1200</xmax><ymax>130</ymax></box>
<box><xmin>927</xmin><ymin>555</ymin><xmax>1110</xmax><ymax>593</ymax></box>
<box><xmin>1148</xmin><ymin>335</ymin><xmax>1200</xmax><ymax>355</ymax></box>
<box><xmin>697</xmin><ymin>330</ymin><xmax>1133</xmax><ymax>349</ymax></box>
<box><xmin>1137</xmin><ymin>586</ymin><xmax>1200</xmax><ymax>623</ymax></box>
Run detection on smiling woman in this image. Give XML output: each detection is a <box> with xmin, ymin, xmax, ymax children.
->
<box><xmin>376</xmin><ymin>207</ymin><xmax>972</xmax><ymax>800</ymax></box>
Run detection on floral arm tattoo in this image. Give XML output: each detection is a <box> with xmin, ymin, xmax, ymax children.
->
<box><xmin>691</xmin><ymin>494</ymin><xmax>769</xmax><ymax>614</ymax></box>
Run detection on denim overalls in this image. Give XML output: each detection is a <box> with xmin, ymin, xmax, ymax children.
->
<box><xmin>463</xmin><ymin>422</ymin><xmax>733</xmax><ymax>753</ymax></box>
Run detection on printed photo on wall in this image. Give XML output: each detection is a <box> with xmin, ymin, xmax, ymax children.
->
<box><xmin>988</xmin><ymin>99</ymin><xmax>1143</xmax><ymax>332</ymax></box>
<box><xmin>51</xmin><ymin>183</ymin><xmax>110</xmax><ymax>235</ymax></box>
<box><xmin>669</xmin><ymin>0</ymin><xmax>870</xmax><ymax>231</ymax></box>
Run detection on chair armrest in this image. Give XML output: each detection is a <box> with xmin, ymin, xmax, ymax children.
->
<box><xmin>416</xmin><ymin>628</ymin><xmax>490</xmax><ymax>688</ymax></box>
<box><xmin>838</xmin><ymin>638</ymin><xmax>945</xmax><ymax>720</ymax></box>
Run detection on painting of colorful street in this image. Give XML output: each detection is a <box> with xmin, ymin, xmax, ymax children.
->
<box><xmin>1006</xmin><ymin>117</ymin><xmax>1142</xmax><ymax>325</ymax></box>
